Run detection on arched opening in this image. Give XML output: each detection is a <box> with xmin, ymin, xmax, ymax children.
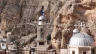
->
<box><xmin>83</xmin><ymin>52</ymin><xmax>86</xmax><ymax>54</ymax></box>
<box><xmin>40</xmin><ymin>28</ymin><xmax>44</xmax><ymax>40</ymax></box>
<box><xmin>72</xmin><ymin>51</ymin><xmax>75</xmax><ymax>54</ymax></box>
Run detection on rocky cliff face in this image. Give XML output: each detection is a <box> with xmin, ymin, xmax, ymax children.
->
<box><xmin>0</xmin><ymin>0</ymin><xmax>63</xmax><ymax>31</ymax></box>
<box><xmin>0</xmin><ymin>0</ymin><xmax>96</xmax><ymax>49</ymax></box>
<box><xmin>0</xmin><ymin>0</ymin><xmax>63</xmax><ymax>47</ymax></box>
<box><xmin>51</xmin><ymin>0</ymin><xmax>96</xmax><ymax>50</ymax></box>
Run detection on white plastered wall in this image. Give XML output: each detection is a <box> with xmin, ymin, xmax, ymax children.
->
<box><xmin>68</xmin><ymin>46</ymin><xmax>79</xmax><ymax>54</ymax></box>
<box><xmin>79</xmin><ymin>47</ymin><xmax>91</xmax><ymax>54</ymax></box>
<box><xmin>68</xmin><ymin>46</ymin><xmax>95</xmax><ymax>54</ymax></box>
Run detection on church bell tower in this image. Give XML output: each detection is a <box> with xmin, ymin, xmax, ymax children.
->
<box><xmin>37</xmin><ymin>9</ymin><xmax>47</xmax><ymax>47</ymax></box>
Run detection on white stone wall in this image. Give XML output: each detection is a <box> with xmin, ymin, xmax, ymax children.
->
<box><xmin>68</xmin><ymin>46</ymin><xmax>94</xmax><ymax>54</ymax></box>
<box><xmin>60</xmin><ymin>49</ymin><xmax>67</xmax><ymax>54</ymax></box>
<box><xmin>68</xmin><ymin>47</ymin><xmax>79</xmax><ymax>54</ymax></box>
<box><xmin>79</xmin><ymin>47</ymin><xmax>91</xmax><ymax>54</ymax></box>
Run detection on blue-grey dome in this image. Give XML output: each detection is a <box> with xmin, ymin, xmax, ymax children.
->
<box><xmin>69</xmin><ymin>32</ymin><xmax>94</xmax><ymax>46</ymax></box>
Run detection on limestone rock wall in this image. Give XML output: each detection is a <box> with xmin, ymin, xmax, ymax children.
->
<box><xmin>51</xmin><ymin>0</ymin><xmax>96</xmax><ymax>50</ymax></box>
<box><xmin>0</xmin><ymin>0</ymin><xmax>64</xmax><ymax>31</ymax></box>
<box><xmin>0</xmin><ymin>0</ymin><xmax>96</xmax><ymax>49</ymax></box>
<box><xmin>0</xmin><ymin>0</ymin><xmax>64</xmax><ymax>46</ymax></box>
<box><xmin>1</xmin><ymin>0</ymin><xmax>21</xmax><ymax>31</ymax></box>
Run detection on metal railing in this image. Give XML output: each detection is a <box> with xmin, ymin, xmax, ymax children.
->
<box><xmin>0</xmin><ymin>49</ymin><xmax>56</xmax><ymax>54</ymax></box>
<box><xmin>34</xmin><ymin>50</ymin><xmax>56</xmax><ymax>54</ymax></box>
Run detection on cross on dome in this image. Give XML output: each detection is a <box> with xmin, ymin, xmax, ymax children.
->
<box><xmin>73</xmin><ymin>21</ymin><xmax>88</xmax><ymax>33</ymax></box>
<box><xmin>74</xmin><ymin>21</ymin><xmax>87</xmax><ymax>28</ymax></box>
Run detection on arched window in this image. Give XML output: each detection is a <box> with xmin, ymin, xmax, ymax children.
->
<box><xmin>72</xmin><ymin>51</ymin><xmax>75</xmax><ymax>54</ymax></box>
<box><xmin>40</xmin><ymin>28</ymin><xmax>44</xmax><ymax>40</ymax></box>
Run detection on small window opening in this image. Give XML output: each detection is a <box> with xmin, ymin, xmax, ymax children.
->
<box><xmin>72</xmin><ymin>51</ymin><xmax>75</xmax><ymax>54</ymax></box>
<box><xmin>83</xmin><ymin>52</ymin><xmax>86</xmax><ymax>54</ymax></box>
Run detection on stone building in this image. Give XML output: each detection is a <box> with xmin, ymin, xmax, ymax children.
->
<box><xmin>36</xmin><ymin>11</ymin><xmax>49</xmax><ymax>50</ymax></box>
<box><xmin>37</xmin><ymin>11</ymin><xmax>46</xmax><ymax>45</ymax></box>
<box><xmin>61</xmin><ymin>28</ymin><xmax>96</xmax><ymax>54</ymax></box>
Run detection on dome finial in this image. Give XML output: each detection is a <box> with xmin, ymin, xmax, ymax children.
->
<box><xmin>73</xmin><ymin>24</ymin><xmax>80</xmax><ymax>34</ymax></box>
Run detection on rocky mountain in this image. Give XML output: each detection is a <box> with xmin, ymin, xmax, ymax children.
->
<box><xmin>0</xmin><ymin>0</ymin><xmax>96</xmax><ymax>50</ymax></box>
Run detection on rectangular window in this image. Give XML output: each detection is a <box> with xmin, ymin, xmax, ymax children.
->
<box><xmin>83</xmin><ymin>52</ymin><xmax>86</xmax><ymax>54</ymax></box>
<box><xmin>39</xmin><ymin>42</ymin><xmax>44</xmax><ymax>45</ymax></box>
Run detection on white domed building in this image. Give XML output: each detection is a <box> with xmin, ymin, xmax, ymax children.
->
<box><xmin>67</xmin><ymin>29</ymin><xmax>96</xmax><ymax>54</ymax></box>
<box><xmin>38</xmin><ymin>15</ymin><xmax>45</xmax><ymax>25</ymax></box>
